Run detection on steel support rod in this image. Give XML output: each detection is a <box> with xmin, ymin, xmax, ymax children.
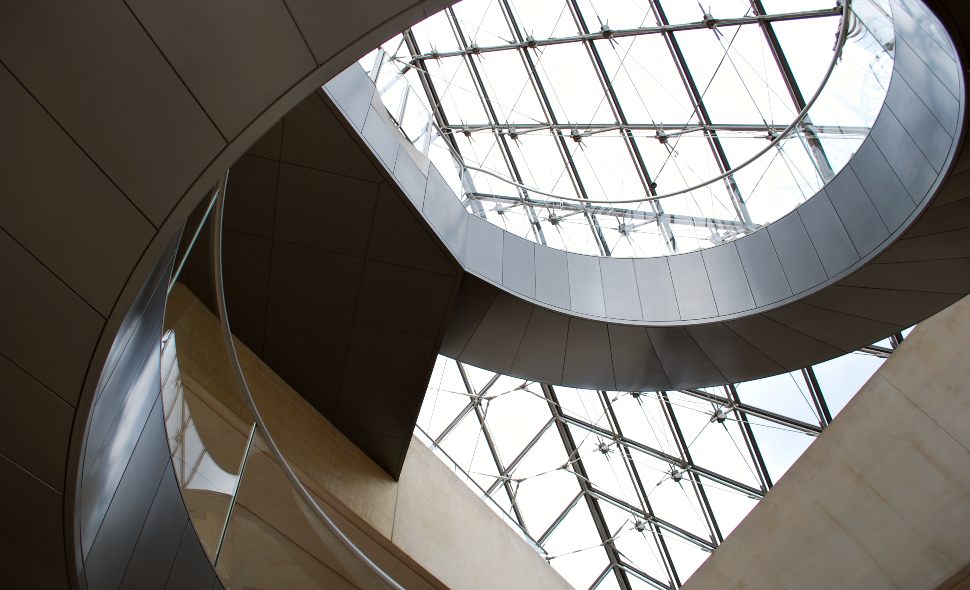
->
<box><xmin>542</xmin><ymin>384</ymin><xmax>636</xmax><ymax>589</ymax></box>
<box><xmin>409</xmin><ymin>8</ymin><xmax>841</xmax><ymax>60</ymax></box>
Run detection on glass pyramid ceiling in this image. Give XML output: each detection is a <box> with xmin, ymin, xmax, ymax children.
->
<box><xmin>415</xmin><ymin>336</ymin><xmax>902</xmax><ymax>589</ymax></box>
<box><xmin>362</xmin><ymin>0</ymin><xmax>894</xmax><ymax>255</ymax></box>
<box><xmin>355</xmin><ymin>0</ymin><xmax>899</xmax><ymax>587</ymax></box>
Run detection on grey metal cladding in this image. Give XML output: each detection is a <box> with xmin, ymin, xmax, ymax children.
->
<box><xmin>0</xmin><ymin>65</ymin><xmax>154</xmax><ymax>316</ymax></box>
<box><xmin>668</xmin><ymin>251</ymin><xmax>717</xmax><ymax>319</ymax></box>
<box><xmin>841</xmin><ymin>258</ymin><xmax>970</xmax><ymax>294</ymax></box>
<box><xmin>646</xmin><ymin>327</ymin><xmax>724</xmax><ymax>388</ymax></box>
<box><xmin>893</xmin><ymin>0</ymin><xmax>960</xmax><ymax>94</ymax></box>
<box><xmin>510</xmin><ymin>307</ymin><xmax>569</xmax><ymax>385</ymax></box>
<box><xmin>608</xmin><ymin>324</ymin><xmax>669</xmax><ymax>391</ymax></box>
<box><xmin>885</xmin><ymin>71</ymin><xmax>953</xmax><ymax>171</ymax></box>
<box><xmin>460</xmin><ymin>293</ymin><xmax>533</xmax><ymax>374</ymax></box>
<box><xmin>736</xmin><ymin>229</ymin><xmax>792</xmax><ymax>306</ymax></box>
<box><xmin>895</xmin><ymin>0</ymin><xmax>951</xmax><ymax>50</ymax></box>
<box><xmin>535</xmin><ymin>244</ymin><xmax>571</xmax><ymax>310</ymax></box>
<box><xmin>767</xmin><ymin>211</ymin><xmax>827</xmax><ymax>295</ymax></box>
<box><xmin>687</xmin><ymin>323</ymin><xmax>783</xmax><ymax>383</ymax></box>
<box><xmin>465</xmin><ymin>215</ymin><xmax>504</xmax><ymax>284</ymax></box>
<box><xmin>562</xmin><ymin>318</ymin><xmax>615</xmax><ymax>390</ymax></box>
<box><xmin>869</xmin><ymin>105</ymin><xmax>937</xmax><ymax>202</ymax></box>
<box><xmin>503</xmin><ymin>233</ymin><xmax>537</xmax><ymax>298</ymax></box>
<box><xmin>567</xmin><ymin>253</ymin><xmax>606</xmax><ymax>317</ymax></box>
<box><xmin>633</xmin><ymin>257</ymin><xmax>679</xmax><ymax>321</ymax></box>
<box><xmin>0</xmin><ymin>1</ymin><xmax>226</xmax><ymax>225</ymax></box>
<box><xmin>893</xmin><ymin>38</ymin><xmax>960</xmax><ymax>132</ymax></box>
<box><xmin>905</xmin><ymin>196</ymin><xmax>970</xmax><ymax>238</ymax></box>
<box><xmin>600</xmin><ymin>257</ymin><xmax>643</xmax><ymax>321</ymax></box>
<box><xmin>764</xmin><ymin>303</ymin><xmax>902</xmax><ymax>352</ymax></box>
<box><xmin>423</xmin><ymin>167</ymin><xmax>468</xmax><ymax>258</ymax></box>
<box><xmin>438</xmin><ymin>277</ymin><xmax>497</xmax><ymax>358</ymax></box>
<box><xmin>703</xmin><ymin>243</ymin><xmax>755</xmax><ymax>315</ymax></box>
<box><xmin>323</xmin><ymin>66</ymin><xmax>375</xmax><ymax>131</ymax></box>
<box><xmin>849</xmin><ymin>138</ymin><xmax>917</xmax><ymax>232</ymax></box>
<box><xmin>928</xmin><ymin>167</ymin><xmax>970</xmax><ymax>209</ymax></box>
<box><xmin>337</xmin><ymin>379</ymin><xmax>422</xmax><ymax>439</ymax></box>
<box><xmin>805</xmin><ymin>285</ymin><xmax>962</xmax><ymax>327</ymax></box>
<box><xmin>344</xmin><ymin>326</ymin><xmax>437</xmax><ymax>391</ymax></box>
<box><xmin>0</xmin><ymin>447</ymin><xmax>64</xmax><ymax>567</ymax></box>
<box><xmin>127</xmin><ymin>0</ymin><xmax>316</xmax><ymax>139</ymax></box>
<box><xmin>0</xmin><ymin>230</ymin><xmax>103</xmax><ymax>404</ymax></box>
<box><xmin>80</xmin><ymin>343</ymin><xmax>163</xmax><ymax>557</ymax></box>
<box><xmin>798</xmin><ymin>191</ymin><xmax>859</xmax><ymax>277</ymax></box>
<box><xmin>725</xmin><ymin>314</ymin><xmax>842</xmax><ymax>371</ymax></box>
<box><xmin>878</xmin><ymin>227</ymin><xmax>970</xmax><ymax>263</ymax></box>
<box><xmin>85</xmin><ymin>398</ymin><xmax>170</xmax><ymax>590</ymax></box>
<box><xmin>0</xmin><ymin>354</ymin><xmax>72</xmax><ymax>491</ymax></box>
<box><xmin>85</xmin><ymin>280</ymin><xmax>167</xmax><ymax>481</ymax></box>
<box><xmin>164</xmin><ymin>525</ymin><xmax>216</xmax><ymax>590</ymax></box>
<box><xmin>118</xmin><ymin>466</ymin><xmax>188</xmax><ymax>590</ymax></box>
<box><xmin>361</xmin><ymin>106</ymin><xmax>401</xmax><ymax>170</ymax></box>
<box><xmin>392</xmin><ymin>146</ymin><xmax>429</xmax><ymax>209</ymax></box>
<box><xmin>824</xmin><ymin>167</ymin><xmax>889</xmax><ymax>257</ymax></box>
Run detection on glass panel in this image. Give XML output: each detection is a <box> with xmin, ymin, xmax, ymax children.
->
<box><xmin>747</xmin><ymin>415</ymin><xmax>816</xmax><ymax>482</ymax></box>
<box><xmin>813</xmin><ymin>351</ymin><xmax>886</xmax><ymax>416</ymax></box>
<box><xmin>163</xmin><ymin>282</ymin><xmax>256</xmax><ymax>562</ymax></box>
<box><xmin>362</xmin><ymin>0</ymin><xmax>894</xmax><ymax>256</ymax></box>
<box><xmin>544</xmin><ymin>502</ymin><xmax>610</xmax><ymax>589</ymax></box>
<box><xmin>735</xmin><ymin>371</ymin><xmax>821</xmax><ymax>426</ymax></box>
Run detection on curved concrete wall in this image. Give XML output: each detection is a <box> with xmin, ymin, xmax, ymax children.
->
<box><xmin>324</xmin><ymin>0</ymin><xmax>969</xmax><ymax>389</ymax></box>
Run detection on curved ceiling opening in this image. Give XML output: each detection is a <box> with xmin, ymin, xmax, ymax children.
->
<box><xmin>361</xmin><ymin>0</ymin><xmax>895</xmax><ymax>256</ymax></box>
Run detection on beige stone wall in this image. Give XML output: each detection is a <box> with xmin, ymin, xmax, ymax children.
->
<box><xmin>164</xmin><ymin>284</ymin><xmax>571</xmax><ymax>590</ymax></box>
<box><xmin>683</xmin><ymin>296</ymin><xmax>970</xmax><ymax>590</ymax></box>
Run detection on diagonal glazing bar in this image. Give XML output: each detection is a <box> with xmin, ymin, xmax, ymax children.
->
<box><xmin>657</xmin><ymin>391</ymin><xmax>724</xmax><ymax>546</ymax></box>
<box><xmin>595</xmin><ymin>391</ymin><xmax>718</xmax><ymax>554</ymax></box>
<box><xmin>542</xmin><ymin>384</ymin><xmax>638</xmax><ymax>589</ymax></box>
<box><xmin>494</xmin><ymin>0</ymin><xmax>614</xmax><ymax>255</ymax></box>
<box><xmin>586</xmin><ymin>486</ymin><xmax>715</xmax><ymax>552</ymax></box>
<box><xmin>454</xmin><ymin>364</ymin><xmax>532</xmax><ymax>531</ymax></box>
<box><xmin>485</xmin><ymin>416</ymin><xmax>555</xmax><ymax>495</ymax></box>
<box><xmin>440</xmin><ymin>7</ymin><xmax>551</xmax><ymax>243</ymax></box>
<box><xmin>725</xmin><ymin>385</ymin><xmax>774</xmax><ymax>491</ymax></box>
<box><xmin>646</xmin><ymin>0</ymin><xmax>754</xmax><ymax>226</ymax></box>
<box><xmin>558</xmin><ymin>412</ymin><xmax>765</xmax><ymax>498</ymax></box>
<box><xmin>564</xmin><ymin>0</ymin><xmax>676</xmax><ymax>253</ymax></box>
<box><xmin>679</xmin><ymin>388</ymin><xmax>823</xmax><ymax>434</ymax></box>
<box><xmin>749</xmin><ymin>0</ymin><xmax>836</xmax><ymax>181</ymax></box>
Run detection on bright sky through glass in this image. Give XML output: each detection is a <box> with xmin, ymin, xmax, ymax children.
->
<box><xmin>354</xmin><ymin>0</ymin><xmax>901</xmax><ymax>587</ymax></box>
<box><xmin>363</xmin><ymin>0</ymin><xmax>894</xmax><ymax>257</ymax></box>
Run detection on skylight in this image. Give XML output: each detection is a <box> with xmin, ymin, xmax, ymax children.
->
<box><xmin>362</xmin><ymin>0</ymin><xmax>893</xmax><ymax>256</ymax></box>
<box><xmin>354</xmin><ymin>0</ymin><xmax>901</xmax><ymax>587</ymax></box>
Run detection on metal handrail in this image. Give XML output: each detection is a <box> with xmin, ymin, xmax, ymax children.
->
<box><xmin>209</xmin><ymin>171</ymin><xmax>405</xmax><ymax>589</ymax></box>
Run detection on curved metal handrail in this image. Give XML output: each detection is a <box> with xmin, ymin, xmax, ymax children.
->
<box><xmin>209</xmin><ymin>171</ymin><xmax>405</xmax><ymax>590</ymax></box>
<box><xmin>402</xmin><ymin>0</ymin><xmax>855</xmax><ymax>205</ymax></box>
